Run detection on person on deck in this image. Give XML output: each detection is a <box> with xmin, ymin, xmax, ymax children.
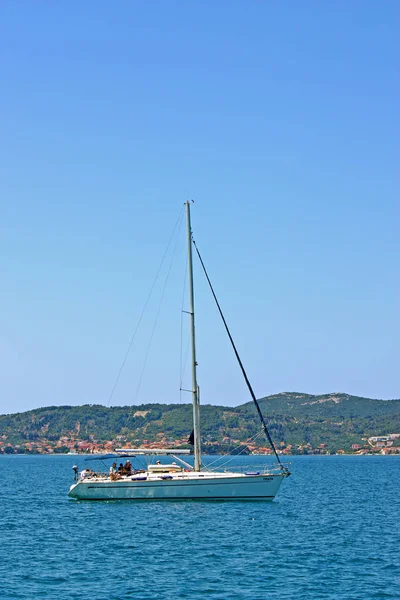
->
<box><xmin>110</xmin><ymin>462</ymin><xmax>121</xmax><ymax>481</ymax></box>
<box><xmin>80</xmin><ymin>468</ymin><xmax>91</xmax><ymax>479</ymax></box>
<box><xmin>124</xmin><ymin>460</ymin><xmax>132</xmax><ymax>475</ymax></box>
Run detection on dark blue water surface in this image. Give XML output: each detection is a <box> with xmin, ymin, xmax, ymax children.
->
<box><xmin>0</xmin><ymin>455</ymin><xmax>399</xmax><ymax>600</ymax></box>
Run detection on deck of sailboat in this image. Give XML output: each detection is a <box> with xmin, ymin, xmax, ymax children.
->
<box><xmin>68</xmin><ymin>469</ymin><xmax>286</xmax><ymax>500</ymax></box>
<box><xmin>73</xmin><ymin>470</ymin><xmax>281</xmax><ymax>483</ymax></box>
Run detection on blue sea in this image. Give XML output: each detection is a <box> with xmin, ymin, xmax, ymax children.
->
<box><xmin>0</xmin><ymin>455</ymin><xmax>399</xmax><ymax>600</ymax></box>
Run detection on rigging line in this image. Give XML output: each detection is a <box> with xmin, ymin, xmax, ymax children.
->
<box><xmin>212</xmin><ymin>431</ymin><xmax>265</xmax><ymax>471</ymax></box>
<box><xmin>204</xmin><ymin>429</ymin><xmax>264</xmax><ymax>471</ymax></box>
<box><xmin>106</xmin><ymin>206</ymin><xmax>184</xmax><ymax>407</ymax></box>
<box><xmin>133</xmin><ymin>213</ymin><xmax>184</xmax><ymax>404</ymax></box>
<box><xmin>192</xmin><ymin>239</ymin><xmax>287</xmax><ymax>473</ymax></box>
<box><xmin>206</xmin><ymin>429</ymin><xmax>264</xmax><ymax>469</ymax></box>
<box><xmin>211</xmin><ymin>446</ymin><xmax>254</xmax><ymax>472</ymax></box>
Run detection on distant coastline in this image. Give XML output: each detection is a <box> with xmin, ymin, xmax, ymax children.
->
<box><xmin>1</xmin><ymin>392</ymin><xmax>399</xmax><ymax>456</ymax></box>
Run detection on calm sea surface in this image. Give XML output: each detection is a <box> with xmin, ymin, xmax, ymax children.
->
<box><xmin>0</xmin><ymin>454</ymin><xmax>399</xmax><ymax>600</ymax></box>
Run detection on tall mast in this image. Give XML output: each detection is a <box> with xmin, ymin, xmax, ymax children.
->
<box><xmin>185</xmin><ymin>201</ymin><xmax>201</xmax><ymax>471</ymax></box>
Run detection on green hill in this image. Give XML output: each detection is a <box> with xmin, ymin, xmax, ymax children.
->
<box><xmin>242</xmin><ymin>392</ymin><xmax>400</xmax><ymax>451</ymax></box>
<box><xmin>1</xmin><ymin>392</ymin><xmax>399</xmax><ymax>454</ymax></box>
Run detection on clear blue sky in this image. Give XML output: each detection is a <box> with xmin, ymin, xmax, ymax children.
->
<box><xmin>1</xmin><ymin>1</ymin><xmax>398</xmax><ymax>414</ymax></box>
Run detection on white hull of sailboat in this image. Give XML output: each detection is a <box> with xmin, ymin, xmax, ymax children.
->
<box><xmin>68</xmin><ymin>472</ymin><xmax>285</xmax><ymax>501</ymax></box>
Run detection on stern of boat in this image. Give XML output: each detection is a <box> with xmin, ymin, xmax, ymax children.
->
<box><xmin>68</xmin><ymin>482</ymin><xmax>80</xmax><ymax>498</ymax></box>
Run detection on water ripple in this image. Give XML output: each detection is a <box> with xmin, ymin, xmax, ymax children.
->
<box><xmin>0</xmin><ymin>455</ymin><xmax>399</xmax><ymax>599</ymax></box>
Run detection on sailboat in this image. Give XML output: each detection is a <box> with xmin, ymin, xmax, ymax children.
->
<box><xmin>68</xmin><ymin>202</ymin><xmax>290</xmax><ymax>501</ymax></box>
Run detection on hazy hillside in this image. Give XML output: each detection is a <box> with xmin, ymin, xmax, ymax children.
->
<box><xmin>1</xmin><ymin>392</ymin><xmax>399</xmax><ymax>453</ymax></box>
